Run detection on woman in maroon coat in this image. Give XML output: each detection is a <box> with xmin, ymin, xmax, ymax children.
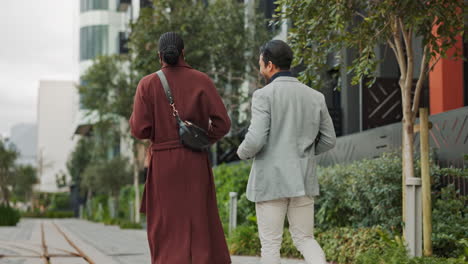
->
<box><xmin>129</xmin><ymin>32</ymin><xmax>232</xmax><ymax>264</ymax></box>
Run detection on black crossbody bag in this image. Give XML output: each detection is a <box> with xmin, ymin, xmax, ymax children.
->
<box><xmin>156</xmin><ymin>70</ymin><xmax>211</xmax><ymax>152</ymax></box>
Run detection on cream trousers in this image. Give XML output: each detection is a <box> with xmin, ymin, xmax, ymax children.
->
<box><xmin>255</xmin><ymin>196</ymin><xmax>327</xmax><ymax>264</ymax></box>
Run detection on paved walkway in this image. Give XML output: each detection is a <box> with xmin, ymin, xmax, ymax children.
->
<box><xmin>0</xmin><ymin>219</ymin><xmax>305</xmax><ymax>264</ymax></box>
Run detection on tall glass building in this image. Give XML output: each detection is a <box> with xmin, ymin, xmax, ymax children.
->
<box><xmin>78</xmin><ymin>0</ymin><xmax>135</xmax><ymax>74</ymax></box>
<box><xmin>75</xmin><ymin>0</ymin><xmax>145</xmax><ymax>157</ymax></box>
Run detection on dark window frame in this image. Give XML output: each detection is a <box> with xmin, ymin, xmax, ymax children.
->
<box><xmin>80</xmin><ymin>0</ymin><xmax>109</xmax><ymax>13</ymax></box>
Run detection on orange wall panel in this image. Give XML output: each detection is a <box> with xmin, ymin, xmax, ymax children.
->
<box><xmin>429</xmin><ymin>35</ymin><xmax>464</xmax><ymax>115</ymax></box>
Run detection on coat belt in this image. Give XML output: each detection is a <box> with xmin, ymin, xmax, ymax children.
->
<box><xmin>151</xmin><ymin>139</ymin><xmax>183</xmax><ymax>151</ymax></box>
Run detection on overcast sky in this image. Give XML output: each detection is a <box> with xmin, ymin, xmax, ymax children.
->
<box><xmin>0</xmin><ymin>0</ymin><xmax>79</xmax><ymax>137</ymax></box>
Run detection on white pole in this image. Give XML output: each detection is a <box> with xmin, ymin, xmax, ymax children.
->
<box><xmin>229</xmin><ymin>192</ymin><xmax>238</xmax><ymax>234</ymax></box>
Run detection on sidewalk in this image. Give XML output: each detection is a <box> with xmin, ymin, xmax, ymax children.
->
<box><xmin>0</xmin><ymin>219</ymin><xmax>305</xmax><ymax>264</ymax></box>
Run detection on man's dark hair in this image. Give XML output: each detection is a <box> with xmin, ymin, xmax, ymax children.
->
<box><xmin>158</xmin><ymin>32</ymin><xmax>184</xmax><ymax>65</ymax></box>
<box><xmin>260</xmin><ymin>40</ymin><xmax>293</xmax><ymax>70</ymax></box>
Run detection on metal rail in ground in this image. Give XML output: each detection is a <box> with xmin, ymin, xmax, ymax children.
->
<box><xmin>0</xmin><ymin>220</ymin><xmax>95</xmax><ymax>263</ymax></box>
<box><xmin>52</xmin><ymin>221</ymin><xmax>95</xmax><ymax>264</ymax></box>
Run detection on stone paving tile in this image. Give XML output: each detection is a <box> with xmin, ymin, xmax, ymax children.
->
<box><xmin>231</xmin><ymin>255</ymin><xmax>305</xmax><ymax>264</ymax></box>
<box><xmin>0</xmin><ymin>219</ymin><xmax>35</xmax><ymax>264</ymax></box>
<box><xmin>57</xmin><ymin>219</ymin><xmax>150</xmax><ymax>264</ymax></box>
<box><xmin>0</xmin><ymin>220</ymin><xmax>34</xmax><ymax>241</ymax></box>
<box><xmin>0</xmin><ymin>219</ymin><xmax>308</xmax><ymax>264</ymax></box>
<box><xmin>59</xmin><ymin>219</ymin><xmax>307</xmax><ymax>264</ymax></box>
<box><xmin>0</xmin><ymin>248</ymin><xmax>27</xmax><ymax>264</ymax></box>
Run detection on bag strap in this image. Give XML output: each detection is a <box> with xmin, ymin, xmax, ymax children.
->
<box><xmin>157</xmin><ymin>70</ymin><xmax>174</xmax><ymax>104</ymax></box>
<box><xmin>156</xmin><ymin>70</ymin><xmax>183</xmax><ymax>123</ymax></box>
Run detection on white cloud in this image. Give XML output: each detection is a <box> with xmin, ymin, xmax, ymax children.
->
<box><xmin>0</xmin><ymin>0</ymin><xmax>79</xmax><ymax>137</ymax></box>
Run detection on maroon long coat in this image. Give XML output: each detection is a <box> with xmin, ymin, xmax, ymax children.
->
<box><xmin>129</xmin><ymin>60</ymin><xmax>231</xmax><ymax>264</ymax></box>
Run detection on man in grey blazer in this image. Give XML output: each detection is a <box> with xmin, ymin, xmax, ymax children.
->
<box><xmin>237</xmin><ymin>40</ymin><xmax>336</xmax><ymax>264</ymax></box>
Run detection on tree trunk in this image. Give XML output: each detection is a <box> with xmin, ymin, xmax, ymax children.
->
<box><xmin>401</xmin><ymin>81</ymin><xmax>416</xmax><ymax>226</ymax></box>
<box><xmin>391</xmin><ymin>18</ymin><xmax>416</xmax><ymax>226</ymax></box>
<box><xmin>1</xmin><ymin>186</ymin><xmax>10</xmax><ymax>207</ymax></box>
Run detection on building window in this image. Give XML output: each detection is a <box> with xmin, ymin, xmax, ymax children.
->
<box><xmin>80</xmin><ymin>0</ymin><xmax>109</xmax><ymax>13</ymax></box>
<box><xmin>259</xmin><ymin>0</ymin><xmax>279</xmax><ymax>31</ymax></box>
<box><xmin>78</xmin><ymin>80</ymin><xmax>89</xmax><ymax>109</ymax></box>
<box><xmin>119</xmin><ymin>32</ymin><xmax>129</xmax><ymax>54</ymax></box>
<box><xmin>80</xmin><ymin>25</ymin><xmax>109</xmax><ymax>61</ymax></box>
<box><xmin>140</xmin><ymin>0</ymin><xmax>153</xmax><ymax>9</ymax></box>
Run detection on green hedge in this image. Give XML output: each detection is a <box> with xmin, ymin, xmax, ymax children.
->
<box><xmin>82</xmin><ymin>185</ymin><xmax>146</xmax><ymax>228</ymax></box>
<box><xmin>228</xmin><ymin>224</ymin><xmax>260</xmax><ymax>256</ymax></box>
<box><xmin>36</xmin><ymin>192</ymin><xmax>71</xmax><ymax>211</ymax></box>
<box><xmin>102</xmin><ymin>217</ymin><xmax>143</xmax><ymax>229</ymax></box>
<box><xmin>431</xmin><ymin>185</ymin><xmax>468</xmax><ymax>258</ymax></box>
<box><xmin>21</xmin><ymin>210</ymin><xmax>74</xmax><ymax>218</ymax></box>
<box><xmin>117</xmin><ymin>184</ymin><xmax>144</xmax><ymax>220</ymax></box>
<box><xmin>228</xmin><ymin>225</ymin><xmax>391</xmax><ymax>262</ymax></box>
<box><xmin>85</xmin><ymin>194</ymin><xmax>110</xmax><ymax>222</ymax></box>
<box><xmin>356</xmin><ymin>240</ymin><xmax>467</xmax><ymax>264</ymax></box>
<box><xmin>0</xmin><ymin>205</ymin><xmax>21</xmax><ymax>226</ymax></box>
<box><xmin>228</xmin><ymin>225</ymin><xmax>467</xmax><ymax>264</ymax></box>
<box><xmin>213</xmin><ymin>161</ymin><xmax>254</xmax><ymax>232</ymax></box>
<box><xmin>216</xmin><ymin>152</ymin><xmax>468</xmax><ymax>260</ymax></box>
<box><xmin>214</xmin><ymin>154</ymin><xmax>406</xmax><ymax>232</ymax></box>
<box><xmin>317</xmin><ymin>226</ymin><xmax>390</xmax><ymax>263</ymax></box>
<box><xmin>315</xmin><ymin>152</ymin><xmax>404</xmax><ymax>230</ymax></box>
<box><xmin>48</xmin><ymin>192</ymin><xmax>71</xmax><ymax>211</ymax></box>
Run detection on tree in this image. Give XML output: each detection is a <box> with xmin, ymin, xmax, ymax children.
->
<box><xmin>67</xmin><ymin>137</ymin><xmax>93</xmax><ymax>193</ymax></box>
<box><xmin>130</xmin><ymin>0</ymin><xmax>273</xmax><ymax>132</ymax></box>
<box><xmin>277</xmin><ymin>0</ymin><xmax>464</xmax><ymax>222</ymax></box>
<box><xmin>0</xmin><ymin>139</ymin><xmax>18</xmax><ymax>206</ymax></box>
<box><xmin>78</xmin><ymin>54</ymin><xmax>145</xmax><ymax>221</ymax></box>
<box><xmin>78</xmin><ymin>55</ymin><xmax>136</xmax><ymax>121</ymax></box>
<box><xmin>12</xmin><ymin>165</ymin><xmax>37</xmax><ymax>203</ymax></box>
<box><xmin>0</xmin><ymin>139</ymin><xmax>37</xmax><ymax>207</ymax></box>
<box><xmin>81</xmin><ymin>156</ymin><xmax>132</xmax><ymax>199</ymax></box>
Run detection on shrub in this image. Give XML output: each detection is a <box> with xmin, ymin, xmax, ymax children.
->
<box><xmin>227</xmin><ymin>225</ymin><xmax>305</xmax><ymax>258</ymax></box>
<box><xmin>49</xmin><ymin>192</ymin><xmax>71</xmax><ymax>211</ymax></box>
<box><xmin>315</xmin><ymin>152</ymin><xmax>404</xmax><ymax>230</ymax></box>
<box><xmin>118</xmin><ymin>220</ymin><xmax>143</xmax><ymax>229</ymax></box>
<box><xmin>227</xmin><ymin>224</ymin><xmax>390</xmax><ymax>263</ymax></box>
<box><xmin>216</xmin><ymin>152</ymin><xmax>407</xmax><ymax>232</ymax></box>
<box><xmin>217</xmin><ymin>153</ymin><xmax>468</xmax><ymax>260</ymax></box>
<box><xmin>118</xmin><ymin>185</ymin><xmax>134</xmax><ymax>219</ymax></box>
<box><xmin>81</xmin><ymin>156</ymin><xmax>132</xmax><ymax>198</ymax></box>
<box><xmin>316</xmin><ymin>226</ymin><xmax>390</xmax><ymax>264</ymax></box>
<box><xmin>102</xmin><ymin>217</ymin><xmax>120</xmax><ymax>226</ymax></box>
<box><xmin>118</xmin><ymin>184</ymin><xmax>144</xmax><ymax>221</ymax></box>
<box><xmin>35</xmin><ymin>192</ymin><xmax>71</xmax><ymax>211</ymax></box>
<box><xmin>228</xmin><ymin>226</ymin><xmax>305</xmax><ymax>259</ymax></box>
<box><xmin>0</xmin><ymin>205</ymin><xmax>21</xmax><ymax>226</ymax></box>
<box><xmin>228</xmin><ymin>224</ymin><xmax>260</xmax><ymax>256</ymax></box>
<box><xmin>213</xmin><ymin>161</ymin><xmax>255</xmax><ymax>232</ymax></box>
<box><xmin>100</xmin><ymin>217</ymin><xmax>143</xmax><ymax>229</ymax></box>
<box><xmin>432</xmin><ymin>167</ymin><xmax>468</xmax><ymax>200</ymax></box>
<box><xmin>356</xmin><ymin>240</ymin><xmax>467</xmax><ymax>264</ymax></box>
<box><xmin>87</xmin><ymin>194</ymin><xmax>110</xmax><ymax>222</ymax></box>
<box><xmin>21</xmin><ymin>210</ymin><xmax>74</xmax><ymax>218</ymax></box>
<box><xmin>432</xmin><ymin>185</ymin><xmax>468</xmax><ymax>258</ymax></box>
<box><xmin>280</xmin><ymin>228</ymin><xmax>302</xmax><ymax>258</ymax></box>
<box><xmin>356</xmin><ymin>243</ymin><xmax>409</xmax><ymax>264</ymax></box>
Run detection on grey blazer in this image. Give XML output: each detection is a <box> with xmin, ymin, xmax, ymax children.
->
<box><xmin>237</xmin><ymin>76</ymin><xmax>336</xmax><ymax>202</ymax></box>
